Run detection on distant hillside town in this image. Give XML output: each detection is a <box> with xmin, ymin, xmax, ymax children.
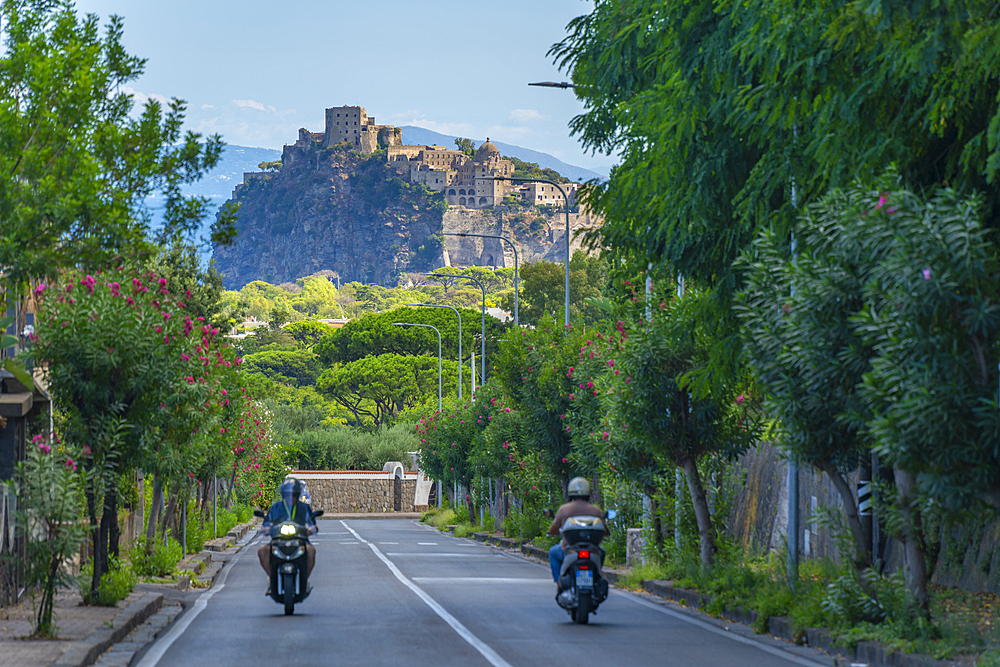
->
<box><xmin>279</xmin><ymin>104</ymin><xmax>579</xmax><ymax>210</ymax></box>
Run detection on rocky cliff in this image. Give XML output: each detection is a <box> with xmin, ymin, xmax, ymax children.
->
<box><xmin>212</xmin><ymin>143</ymin><xmax>447</xmax><ymax>290</ymax></box>
<box><xmin>212</xmin><ymin>143</ymin><xmax>602</xmax><ymax>290</ymax></box>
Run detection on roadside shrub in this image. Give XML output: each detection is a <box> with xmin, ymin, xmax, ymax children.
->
<box><xmin>129</xmin><ymin>536</ymin><xmax>183</xmax><ymax>578</ymax></box>
<box><xmin>79</xmin><ymin>556</ymin><xmax>137</xmax><ymax>606</ymax></box>
<box><xmin>425</xmin><ymin>508</ymin><xmax>456</xmax><ymax>529</ymax></box>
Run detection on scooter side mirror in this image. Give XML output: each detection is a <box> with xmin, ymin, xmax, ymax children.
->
<box><xmin>312</xmin><ymin>510</ymin><xmax>324</xmax><ymax>519</ymax></box>
<box><xmin>542</xmin><ymin>508</ymin><xmax>554</xmax><ymax>519</ymax></box>
<box><xmin>605</xmin><ymin>509</ymin><xmax>617</xmax><ymax>521</ymax></box>
<box><xmin>253</xmin><ymin>509</ymin><xmax>265</xmax><ymax>519</ymax></box>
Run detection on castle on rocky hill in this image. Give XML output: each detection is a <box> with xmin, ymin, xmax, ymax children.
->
<box><xmin>280</xmin><ymin>104</ymin><xmax>578</xmax><ymax>210</ymax></box>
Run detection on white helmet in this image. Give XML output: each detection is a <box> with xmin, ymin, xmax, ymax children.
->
<box><xmin>567</xmin><ymin>477</ymin><xmax>590</xmax><ymax>498</ymax></box>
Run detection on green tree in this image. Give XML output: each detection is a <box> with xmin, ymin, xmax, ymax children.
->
<box><xmin>455</xmin><ymin>137</ymin><xmax>476</xmax><ymax>156</ymax></box>
<box><xmin>316</xmin><ymin>354</ymin><xmax>457</xmax><ymax>428</ymax></box>
<box><xmin>512</xmin><ymin>252</ymin><xmax>607</xmax><ymax>326</ymax></box>
<box><xmin>9</xmin><ymin>436</ymin><xmax>87</xmax><ymax>637</ymax></box>
<box><xmin>604</xmin><ymin>283</ymin><xmax>759</xmax><ymax>569</ymax></box>
<box><xmin>0</xmin><ymin>0</ymin><xmax>234</xmax><ymax>289</ymax></box>
<box><xmin>242</xmin><ymin>349</ymin><xmax>322</xmax><ymax>386</ymax></box>
<box><xmin>31</xmin><ymin>269</ymin><xmax>216</xmax><ymax>599</ymax></box>
<box><xmin>283</xmin><ymin>320</ymin><xmax>334</xmax><ymax>349</ymax></box>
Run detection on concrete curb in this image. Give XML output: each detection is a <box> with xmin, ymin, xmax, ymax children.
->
<box><xmin>52</xmin><ymin>592</ymin><xmax>164</xmax><ymax>667</ymax></box>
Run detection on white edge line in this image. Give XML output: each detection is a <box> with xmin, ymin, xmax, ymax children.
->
<box><xmin>135</xmin><ymin>533</ymin><xmax>255</xmax><ymax>667</ymax></box>
<box><xmin>341</xmin><ymin>520</ymin><xmax>513</xmax><ymax>667</ymax></box>
<box><xmin>617</xmin><ymin>591</ymin><xmax>830</xmax><ymax>667</ymax></box>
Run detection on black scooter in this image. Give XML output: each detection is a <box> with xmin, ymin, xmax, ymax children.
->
<box><xmin>253</xmin><ymin>508</ymin><xmax>323</xmax><ymax>615</ymax></box>
<box><xmin>544</xmin><ymin>508</ymin><xmax>616</xmax><ymax>624</ymax></box>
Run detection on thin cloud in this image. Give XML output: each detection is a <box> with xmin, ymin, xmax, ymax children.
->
<box><xmin>508</xmin><ymin>108</ymin><xmax>547</xmax><ymax>122</ymax></box>
<box><xmin>201</xmin><ymin>104</ymin><xmax>215</xmax><ymax>109</ymax></box>
<box><xmin>121</xmin><ymin>85</ymin><xmax>169</xmax><ymax>108</ymax></box>
<box><xmin>233</xmin><ymin>99</ymin><xmax>268</xmax><ymax>112</ymax></box>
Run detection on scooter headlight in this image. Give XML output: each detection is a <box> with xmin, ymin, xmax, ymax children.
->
<box><xmin>279</xmin><ymin>524</ymin><xmax>297</xmax><ymax>536</ymax></box>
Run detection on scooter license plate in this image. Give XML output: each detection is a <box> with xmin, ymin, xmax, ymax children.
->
<box><xmin>576</xmin><ymin>569</ymin><xmax>593</xmax><ymax>590</ymax></box>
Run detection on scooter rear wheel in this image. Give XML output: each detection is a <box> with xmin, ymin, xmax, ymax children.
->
<box><xmin>283</xmin><ymin>572</ymin><xmax>295</xmax><ymax>615</ymax></box>
<box><xmin>574</xmin><ymin>592</ymin><xmax>591</xmax><ymax>624</ymax></box>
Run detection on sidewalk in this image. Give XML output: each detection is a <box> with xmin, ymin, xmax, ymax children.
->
<box><xmin>0</xmin><ymin>519</ymin><xmax>257</xmax><ymax>667</ymax></box>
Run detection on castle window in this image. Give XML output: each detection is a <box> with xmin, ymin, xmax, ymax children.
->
<box><xmin>449</xmin><ymin>189</ymin><xmax>455</xmax><ymax>195</ymax></box>
<box><xmin>460</xmin><ymin>197</ymin><xmax>466</xmax><ymax>205</ymax></box>
<box><xmin>479</xmin><ymin>197</ymin><xmax>487</xmax><ymax>205</ymax></box>
<box><xmin>459</xmin><ymin>189</ymin><xmax>465</xmax><ymax>195</ymax></box>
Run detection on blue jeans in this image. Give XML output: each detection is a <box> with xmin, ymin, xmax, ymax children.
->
<box><xmin>549</xmin><ymin>544</ymin><xmax>564</xmax><ymax>583</ymax></box>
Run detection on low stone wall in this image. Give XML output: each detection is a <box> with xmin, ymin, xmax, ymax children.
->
<box><xmin>294</xmin><ymin>473</ymin><xmax>417</xmax><ymax>513</ymax></box>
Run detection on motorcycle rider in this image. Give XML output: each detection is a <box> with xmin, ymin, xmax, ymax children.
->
<box><xmin>547</xmin><ymin>477</ymin><xmax>609</xmax><ymax>585</ymax></box>
<box><xmin>284</xmin><ymin>473</ymin><xmax>311</xmax><ymax>505</ymax></box>
<box><xmin>257</xmin><ymin>477</ymin><xmax>317</xmax><ymax>591</ymax></box>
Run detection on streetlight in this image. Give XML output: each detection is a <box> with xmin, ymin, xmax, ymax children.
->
<box><xmin>423</xmin><ymin>272</ymin><xmax>486</xmax><ymax>389</ymax></box>
<box><xmin>406</xmin><ymin>303</ymin><xmax>462</xmax><ymax>401</ymax></box>
<box><xmin>528</xmin><ymin>81</ymin><xmax>578</xmax><ymax>89</ymax></box>
<box><xmin>443</xmin><ymin>232</ymin><xmax>519</xmax><ymax>327</ymax></box>
<box><xmin>391</xmin><ymin>322</ymin><xmax>441</xmax><ymax>412</ymax></box>
<box><xmin>484</xmin><ymin>176</ymin><xmax>571</xmax><ymax>328</ymax></box>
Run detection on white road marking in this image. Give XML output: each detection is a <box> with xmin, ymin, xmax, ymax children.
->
<box><xmin>135</xmin><ymin>533</ymin><xmax>254</xmax><ymax>667</ymax></box>
<box><xmin>417</xmin><ymin>542</ymin><xmax>438</xmax><ymax>545</ymax></box>
<box><xmin>412</xmin><ymin>577</ymin><xmax>548</xmax><ymax>584</ymax></box>
<box><xmin>384</xmin><ymin>552</ymin><xmax>501</xmax><ymax>557</ymax></box>
<box><xmin>379</xmin><ymin>542</ymin><xmax>398</xmax><ymax>545</ymax></box>
<box><xmin>342</xmin><ymin>521</ymin><xmax>513</xmax><ymax>667</ymax></box>
<box><xmin>617</xmin><ymin>591</ymin><xmax>830</xmax><ymax>667</ymax></box>
<box><xmin>339</xmin><ymin>541</ymin><xmax>361</xmax><ymax>544</ymax></box>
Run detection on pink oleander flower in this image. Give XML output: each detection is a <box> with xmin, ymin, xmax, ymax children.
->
<box><xmin>65</xmin><ymin>458</ymin><xmax>76</xmax><ymax>471</ymax></box>
<box><xmin>39</xmin><ymin>442</ymin><xmax>51</xmax><ymax>454</ymax></box>
<box><xmin>34</xmin><ymin>283</ymin><xmax>46</xmax><ymax>298</ymax></box>
<box><xmin>181</xmin><ymin>353</ymin><xmax>190</xmax><ymax>361</ymax></box>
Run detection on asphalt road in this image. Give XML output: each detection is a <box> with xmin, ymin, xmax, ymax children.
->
<box><xmin>134</xmin><ymin>519</ymin><xmax>837</xmax><ymax>667</ymax></box>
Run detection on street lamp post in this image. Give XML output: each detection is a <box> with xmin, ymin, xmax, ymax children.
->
<box><xmin>391</xmin><ymin>322</ymin><xmax>442</xmax><ymax>412</ymax></box>
<box><xmin>406</xmin><ymin>303</ymin><xmax>461</xmax><ymax>401</ymax></box>
<box><xmin>443</xmin><ymin>232</ymin><xmax>519</xmax><ymax>327</ymax></box>
<box><xmin>425</xmin><ymin>272</ymin><xmax>487</xmax><ymax>389</ymax></box>
<box><xmin>485</xmin><ymin>176</ymin><xmax>571</xmax><ymax>328</ymax></box>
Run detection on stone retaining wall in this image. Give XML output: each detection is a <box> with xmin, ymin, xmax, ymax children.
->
<box><xmin>304</xmin><ymin>477</ymin><xmax>417</xmax><ymax>513</ymax></box>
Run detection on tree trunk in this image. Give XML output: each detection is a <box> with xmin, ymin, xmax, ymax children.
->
<box><xmin>821</xmin><ymin>465</ymin><xmax>872</xmax><ymax>569</ymax></box>
<box><xmin>644</xmin><ymin>483</ymin><xmax>664</xmax><ymax>553</ymax></box>
<box><xmin>106</xmin><ymin>489</ymin><xmax>119</xmax><ymax>562</ymax></box>
<box><xmin>590</xmin><ymin>473</ymin><xmax>603</xmax><ymax>509</ymax></box>
<box><xmin>893</xmin><ymin>467</ymin><xmax>930</xmax><ymax>618</ymax></box>
<box><xmin>682</xmin><ymin>459</ymin><xmax>716</xmax><ymax>570</ymax></box>
<box><xmin>145</xmin><ymin>473</ymin><xmax>162</xmax><ymax>550</ymax></box>
<box><xmin>161</xmin><ymin>486</ymin><xmax>179</xmax><ymax>547</ymax></box>
<box><xmin>86</xmin><ymin>484</ymin><xmax>103</xmax><ymax>602</ymax></box>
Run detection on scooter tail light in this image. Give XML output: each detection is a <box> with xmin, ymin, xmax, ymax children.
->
<box><xmin>579</xmin><ymin>550</ymin><xmax>590</xmax><ymax>559</ymax></box>
<box><xmin>579</xmin><ymin>564</ymin><xmax>590</xmax><ymax>570</ymax></box>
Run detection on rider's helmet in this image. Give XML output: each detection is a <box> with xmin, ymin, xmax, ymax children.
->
<box><xmin>279</xmin><ymin>477</ymin><xmax>302</xmax><ymax>506</ymax></box>
<box><xmin>567</xmin><ymin>476</ymin><xmax>591</xmax><ymax>500</ymax></box>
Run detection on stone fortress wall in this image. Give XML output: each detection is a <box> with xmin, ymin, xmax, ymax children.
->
<box><xmin>274</xmin><ymin>103</ymin><xmax>584</xmax><ymax>213</ymax></box>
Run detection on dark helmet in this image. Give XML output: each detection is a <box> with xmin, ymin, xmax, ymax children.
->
<box><xmin>279</xmin><ymin>477</ymin><xmax>302</xmax><ymax>505</ymax></box>
<box><xmin>567</xmin><ymin>476</ymin><xmax>591</xmax><ymax>499</ymax></box>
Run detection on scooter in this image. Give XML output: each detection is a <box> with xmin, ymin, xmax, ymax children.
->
<box><xmin>253</xmin><ymin>508</ymin><xmax>324</xmax><ymax>615</ymax></box>
<box><xmin>544</xmin><ymin>508</ymin><xmax>617</xmax><ymax>624</ymax></box>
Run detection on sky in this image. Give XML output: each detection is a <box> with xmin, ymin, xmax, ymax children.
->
<box><xmin>70</xmin><ymin>0</ymin><xmax>613</xmax><ymax>172</ymax></box>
